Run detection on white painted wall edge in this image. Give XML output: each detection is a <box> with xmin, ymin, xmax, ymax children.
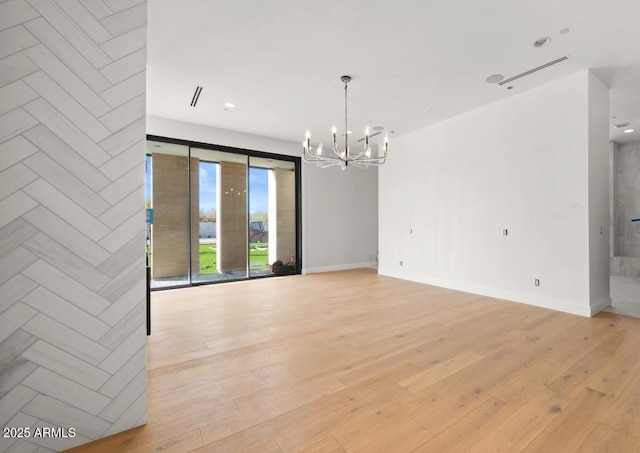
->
<box><xmin>590</xmin><ymin>297</ymin><xmax>612</xmax><ymax>317</ymax></box>
<box><xmin>379</xmin><ymin>268</ymin><xmax>606</xmax><ymax>318</ymax></box>
<box><xmin>303</xmin><ymin>262</ymin><xmax>378</xmax><ymax>274</ymax></box>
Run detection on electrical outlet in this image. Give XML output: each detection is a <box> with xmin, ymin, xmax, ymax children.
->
<box><xmin>535</xmin><ymin>279</ymin><xmax>540</xmax><ymax>286</ymax></box>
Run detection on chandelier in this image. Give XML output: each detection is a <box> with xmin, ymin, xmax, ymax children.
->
<box><xmin>303</xmin><ymin>75</ymin><xmax>388</xmax><ymax>169</ymax></box>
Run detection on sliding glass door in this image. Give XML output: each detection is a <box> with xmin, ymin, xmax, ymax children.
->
<box><xmin>146</xmin><ymin>137</ymin><xmax>300</xmax><ymax>289</ymax></box>
<box><xmin>190</xmin><ymin>147</ymin><xmax>249</xmax><ymax>284</ymax></box>
<box><xmin>249</xmin><ymin>157</ymin><xmax>296</xmax><ymax>278</ymax></box>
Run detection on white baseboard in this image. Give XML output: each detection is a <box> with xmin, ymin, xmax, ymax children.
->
<box><xmin>302</xmin><ymin>262</ymin><xmax>377</xmax><ymax>274</ymax></box>
<box><xmin>378</xmin><ymin>268</ymin><xmax>598</xmax><ymax>317</ymax></box>
<box><xmin>590</xmin><ymin>296</ymin><xmax>611</xmax><ymax>316</ymax></box>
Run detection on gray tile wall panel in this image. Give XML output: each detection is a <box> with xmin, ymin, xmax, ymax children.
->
<box><xmin>0</xmin><ymin>1</ymin><xmax>147</xmax><ymax>450</ymax></box>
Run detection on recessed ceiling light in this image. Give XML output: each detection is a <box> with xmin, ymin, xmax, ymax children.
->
<box><xmin>224</xmin><ymin>102</ymin><xmax>235</xmax><ymax>108</ymax></box>
<box><xmin>372</xmin><ymin>126</ymin><xmax>384</xmax><ymax>131</ymax></box>
<box><xmin>485</xmin><ymin>74</ymin><xmax>504</xmax><ymax>84</ymax></box>
<box><xmin>624</xmin><ymin>129</ymin><xmax>634</xmax><ymax>134</ymax></box>
<box><xmin>559</xmin><ymin>28</ymin><xmax>570</xmax><ymax>35</ymax></box>
<box><xmin>346</xmin><ymin>130</ymin><xmax>352</xmax><ymax>135</ymax></box>
<box><xmin>533</xmin><ymin>37</ymin><xmax>552</xmax><ymax>47</ymax></box>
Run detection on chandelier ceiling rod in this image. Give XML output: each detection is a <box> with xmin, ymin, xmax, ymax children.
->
<box><xmin>342</xmin><ymin>75</ymin><xmax>350</xmax><ymax>162</ymax></box>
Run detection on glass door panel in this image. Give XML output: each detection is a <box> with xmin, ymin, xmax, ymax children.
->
<box><xmin>190</xmin><ymin>148</ymin><xmax>248</xmax><ymax>283</ymax></box>
<box><xmin>147</xmin><ymin>136</ymin><xmax>300</xmax><ymax>289</ymax></box>
<box><xmin>146</xmin><ymin>141</ymin><xmax>191</xmax><ymax>289</ymax></box>
<box><xmin>249</xmin><ymin>157</ymin><xmax>297</xmax><ymax>278</ymax></box>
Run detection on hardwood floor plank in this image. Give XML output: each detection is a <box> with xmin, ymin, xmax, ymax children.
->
<box><xmin>398</xmin><ymin>350</ymin><xmax>485</xmax><ymax>393</ymax></box>
<box><xmin>353</xmin><ymin>420</ymin><xmax>432</xmax><ymax>453</ymax></box>
<box><xmin>300</xmin><ymin>436</ymin><xmax>346</xmax><ymax>453</ymax></box>
<box><xmin>196</xmin><ymin>425</ymin><xmax>283</xmax><ymax>453</ymax></box>
<box><xmin>128</xmin><ymin>428</ymin><xmax>204</xmax><ymax>453</ymax></box>
<box><xmin>603</xmin><ymin>369</ymin><xmax>640</xmax><ymax>437</ymax></box>
<box><xmin>522</xmin><ymin>387</ymin><xmax>616</xmax><ymax>452</ymax></box>
<box><xmin>575</xmin><ymin>422</ymin><xmax>639</xmax><ymax>453</ymax></box>
<box><xmin>413</xmin><ymin>397</ymin><xmax>516</xmax><ymax>452</ymax></box>
<box><xmin>269</xmin><ymin>367</ymin><xmax>418</xmax><ymax>451</ymax></box>
<box><xmin>64</xmin><ymin>269</ymin><xmax>640</xmax><ymax>453</ymax></box>
<box><xmin>584</xmin><ymin>333</ymin><xmax>640</xmax><ymax>397</ymax></box>
<box><xmin>332</xmin><ymin>398</ymin><xmax>435</xmax><ymax>452</ymax></box>
<box><xmin>547</xmin><ymin>332</ymin><xmax>625</xmax><ymax>397</ymax></box>
<box><xmin>467</xmin><ymin>389</ymin><xmax>568</xmax><ymax>452</ymax></box>
<box><xmin>409</xmin><ymin>349</ymin><xmax>531</xmax><ymax>433</ymax></box>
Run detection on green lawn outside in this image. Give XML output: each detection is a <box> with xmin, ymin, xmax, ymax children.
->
<box><xmin>198</xmin><ymin>243</ymin><xmax>217</xmax><ymax>273</ymax></box>
<box><xmin>198</xmin><ymin>242</ymin><xmax>270</xmax><ymax>274</ymax></box>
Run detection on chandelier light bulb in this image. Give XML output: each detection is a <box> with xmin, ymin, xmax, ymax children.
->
<box><xmin>304</xmin><ymin>129</ymin><xmax>311</xmax><ymax>151</ymax></box>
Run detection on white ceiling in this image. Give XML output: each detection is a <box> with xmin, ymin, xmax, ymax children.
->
<box><xmin>147</xmin><ymin>1</ymin><xmax>640</xmax><ymax>146</ymax></box>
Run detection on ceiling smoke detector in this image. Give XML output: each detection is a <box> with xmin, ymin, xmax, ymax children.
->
<box><xmin>485</xmin><ymin>74</ymin><xmax>504</xmax><ymax>84</ymax></box>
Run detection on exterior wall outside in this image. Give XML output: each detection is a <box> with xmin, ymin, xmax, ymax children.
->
<box><xmin>218</xmin><ymin>161</ymin><xmax>247</xmax><ymax>271</ymax></box>
<box><xmin>274</xmin><ymin>168</ymin><xmax>296</xmax><ymax>263</ymax></box>
<box><xmin>151</xmin><ymin>154</ymin><xmax>199</xmax><ymax>278</ymax></box>
<box><xmin>200</xmin><ymin>222</ymin><xmax>216</xmax><ymax>238</ymax></box>
<box><xmin>0</xmin><ymin>2</ymin><xmax>148</xmax><ymax>451</ymax></box>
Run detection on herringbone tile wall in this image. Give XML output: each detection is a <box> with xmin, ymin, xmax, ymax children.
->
<box><xmin>0</xmin><ymin>1</ymin><xmax>147</xmax><ymax>451</ymax></box>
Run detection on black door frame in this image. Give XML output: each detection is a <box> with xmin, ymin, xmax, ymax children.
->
<box><xmin>146</xmin><ymin>134</ymin><xmax>302</xmax><ymax>290</ymax></box>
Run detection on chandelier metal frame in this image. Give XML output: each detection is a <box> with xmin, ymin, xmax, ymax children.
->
<box><xmin>303</xmin><ymin>75</ymin><xmax>388</xmax><ymax>169</ymax></box>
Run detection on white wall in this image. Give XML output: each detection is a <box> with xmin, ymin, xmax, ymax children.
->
<box><xmin>302</xmin><ymin>164</ymin><xmax>378</xmax><ymax>273</ymax></box>
<box><xmin>379</xmin><ymin>70</ymin><xmax>609</xmax><ymax>317</ymax></box>
<box><xmin>587</xmin><ymin>72</ymin><xmax>611</xmax><ymax>313</ymax></box>
<box><xmin>147</xmin><ymin>116</ymin><xmax>378</xmax><ymax>273</ymax></box>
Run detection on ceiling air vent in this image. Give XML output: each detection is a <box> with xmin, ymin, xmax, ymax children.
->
<box><xmin>498</xmin><ymin>56</ymin><xmax>569</xmax><ymax>86</ymax></box>
<box><xmin>190</xmin><ymin>86</ymin><xmax>203</xmax><ymax>107</ymax></box>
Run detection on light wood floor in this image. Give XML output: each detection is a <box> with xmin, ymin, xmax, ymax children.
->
<box><xmin>68</xmin><ymin>268</ymin><xmax>640</xmax><ymax>452</ymax></box>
